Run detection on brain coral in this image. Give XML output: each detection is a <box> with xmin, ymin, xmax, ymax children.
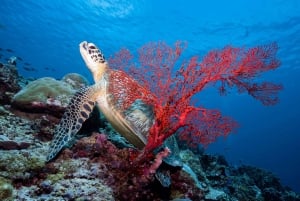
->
<box><xmin>12</xmin><ymin>77</ymin><xmax>76</xmax><ymax>116</ymax></box>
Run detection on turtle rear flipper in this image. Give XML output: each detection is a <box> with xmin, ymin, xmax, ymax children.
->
<box><xmin>46</xmin><ymin>86</ymin><xmax>98</xmax><ymax>161</ymax></box>
<box><xmin>153</xmin><ymin>136</ymin><xmax>183</xmax><ymax>187</ymax></box>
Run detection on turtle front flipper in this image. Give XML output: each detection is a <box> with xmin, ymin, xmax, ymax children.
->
<box><xmin>46</xmin><ymin>86</ymin><xmax>98</xmax><ymax>161</ymax></box>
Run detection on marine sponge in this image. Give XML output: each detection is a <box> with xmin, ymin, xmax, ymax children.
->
<box><xmin>12</xmin><ymin>77</ymin><xmax>76</xmax><ymax>116</ymax></box>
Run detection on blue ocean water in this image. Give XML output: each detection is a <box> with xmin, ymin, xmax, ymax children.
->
<box><xmin>0</xmin><ymin>0</ymin><xmax>299</xmax><ymax>193</ymax></box>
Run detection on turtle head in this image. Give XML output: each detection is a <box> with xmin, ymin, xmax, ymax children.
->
<box><xmin>79</xmin><ymin>41</ymin><xmax>108</xmax><ymax>82</ymax></box>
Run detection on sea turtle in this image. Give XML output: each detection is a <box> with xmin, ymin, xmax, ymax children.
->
<box><xmin>46</xmin><ymin>41</ymin><xmax>203</xmax><ymax>188</ymax></box>
<box><xmin>47</xmin><ymin>41</ymin><xmax>158</xmax><ymax>161</ymax></box>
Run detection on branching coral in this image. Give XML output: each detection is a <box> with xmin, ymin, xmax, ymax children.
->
<box><xmin>109</xmin><ymin>41</ymin><xmax>282</xmax><ymax>153</ymax></box>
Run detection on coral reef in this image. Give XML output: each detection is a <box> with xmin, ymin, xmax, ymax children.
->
<box><xmin>178</xmin><ymin>149</ymin><xmax>300</xmax><ymax>201</ymax></box>
<box><xmin>0</xmin><ymin>110</ymin><xmax>49</xmax><ymax>181</ymax></box>
<box><xmin>65</xmin><ymin>133</ymin><xmax>204</xmax><ymax>200</ymax></box>
<box><xmin>0</xmin><ymin>63</ymin><xmax>21</xmax><ymax>105</ymax></box>
<box><xmin>0</xmin><ymin>43</ymin><xmax>298</xmax><ymax>201</ymax></box>
<box><xmin>0</xmin><ymin>103</ymin><xmax>299</xmax><ymax>200</ymax></box>
<box><xmin>16</xmin><ymin>158</ymin><xmax>114</xmax><ymax>200</ymax></box>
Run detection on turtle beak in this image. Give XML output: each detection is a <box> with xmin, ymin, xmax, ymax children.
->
<box><xmin>79</xmin><ymin>41</ymin><xmax>92</xmax><ymax>65</ymax></box>
<box><xmin>80</xmin><ymin>41</ymin><xmax>88</xmax><ymax>51</ymax></box>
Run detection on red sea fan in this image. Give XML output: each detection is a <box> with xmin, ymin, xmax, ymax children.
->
<box><xmin>109</xmin><ymin>41</ymin><xmax>282</xmax><ymax>152</ymax></box>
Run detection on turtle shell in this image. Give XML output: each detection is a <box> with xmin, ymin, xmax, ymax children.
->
<box><xmin>98</xmin><ymin>69</ymin><xmax>156</xmax><ymax>149</ymax></box>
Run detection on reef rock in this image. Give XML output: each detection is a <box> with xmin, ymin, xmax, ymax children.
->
<box><xmin>0</xmin><ymin>63</ymin><xmax>21</xmax><ymax>104</ymax></box>
<box><xmin>15</xmin><ymin>158</ymin><xmax>114</xmax><ymax>200</ymax></box>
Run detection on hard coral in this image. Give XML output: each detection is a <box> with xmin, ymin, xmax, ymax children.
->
<box><xmin>61</xmin><ymin>73</ymin><xmax>89</xmax><ymax>90</ymax></box>
<box><xmin>12</xmin><ymin>77</ymin><xmax>76</xmax><ymax>116</ymax></box>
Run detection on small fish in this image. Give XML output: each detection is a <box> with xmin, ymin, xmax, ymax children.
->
<box><xmin>23</xmin><ymin>66</ymin><xmax>33</xmax><ymax>71</ymax></box>
<box><xmin>24</xmin><ymin>62</ymin><xmax>31</xmax><ymax>66</ymax></box>
<box><xmin>16</xmin><ymin>56</ymin><xmax>23</xmax><ymax>61</ymax></box>
<box><xmin>32</xmin><ymin>67</ymin><xmax>38</xmax><ymax>72</ymax></box>
<box><xmin>6</xmin><ymin>49</ymin><xmax>14</xmax><ymax>53</ymax></box>
<box><xmin>0</xmin><ymin>48</ymin><xmax>2</xmax><ymax>51</ymax></box>
<box><xmin>45</xmin><ymin>67</ymin><xmax>56</xmax><ymax>72</ymax></box>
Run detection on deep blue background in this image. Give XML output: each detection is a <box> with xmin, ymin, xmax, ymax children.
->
<box><xmin>1</xmin><ymin>0</ymin><xmax>299</xmax><ymax>192</ymax></box>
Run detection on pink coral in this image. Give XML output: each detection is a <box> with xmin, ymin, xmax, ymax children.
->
<box><xmin>143</xmin><ymin>147</ymin><xmax>171</xmax><ymax>178</ymax></box>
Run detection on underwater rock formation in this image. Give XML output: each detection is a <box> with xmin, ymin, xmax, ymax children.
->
<box><xmin>0</xmin><ymin>63</ymin><xmax>21</xmax><ymax>105</ymax></box>
<box><xmin>179</xmin><ymin>149</ymin><xmax>300</xmax><ymax>201</ymax></box>
<box><xmin>0</xmin><ymin>109</ymin><xmax>49</xmax><ymax>176</ymax></box>
<box><xmin>16</xmin><ymin>158</ymin><xmax>114</xmax><ymax>200</ymax></box>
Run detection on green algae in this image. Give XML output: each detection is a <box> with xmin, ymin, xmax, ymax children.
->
<box><xmin>0</xmin><ymin>176</ymin><xmax>13</xmax><ymax>201</ymax></box>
